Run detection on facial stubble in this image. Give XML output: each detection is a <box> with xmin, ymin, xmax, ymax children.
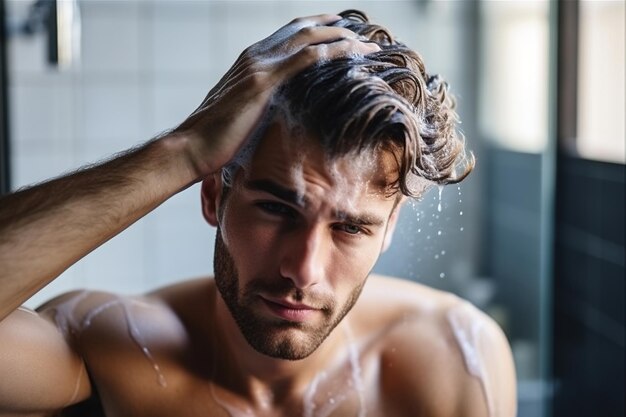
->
<box><xmin>213</xmin><ymin>228</ymin><xmax>366</xmax><ymax>360</ymax></box>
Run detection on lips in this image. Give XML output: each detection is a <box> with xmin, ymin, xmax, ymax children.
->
<box><xmin>260</xmin><ymin>296</ymin><xmax>319</xmax><ymax>322</ymax></box>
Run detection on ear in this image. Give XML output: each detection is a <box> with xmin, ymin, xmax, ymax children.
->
<box><xmin>201</xmin><ymin>174</ymin><xmax>223</xmax><ymax>227</ymax></box>
<box><xmin>382</xmin><ymin>197</ymin><xmax>406</xmax><ymax>253</ymax></box>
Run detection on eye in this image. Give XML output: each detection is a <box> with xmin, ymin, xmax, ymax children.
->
<box><xmin>334</xmin><ymin>223</ymin><xmax>364</xmax><ymax>235</ymax></box>
<box><xmin>257</xmin><ymin>201</ymin><xmax>296</xmax><ymax>218</ymax></box>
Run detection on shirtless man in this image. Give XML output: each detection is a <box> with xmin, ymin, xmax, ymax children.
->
<box><xmin>0</xmin><ymin>11</ymin><xmax>516</xmax><ymax>417</ymax></box>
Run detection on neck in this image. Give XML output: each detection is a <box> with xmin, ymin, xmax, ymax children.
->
<box><xmin>210</xmin><ymin>289</ymin><xmax>349</xmax><ymax>403</ymax></box>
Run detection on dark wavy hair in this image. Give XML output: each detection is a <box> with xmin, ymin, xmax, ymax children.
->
<box><xmin>274</xmin><ymin>9</ymin><xmax>474</xmax><ymax>197</ymax></box>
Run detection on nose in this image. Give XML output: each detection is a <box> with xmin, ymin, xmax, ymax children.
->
<box><xmin>279</xmin><ymin>224</ymin><xmax>326</xmax><ymax>289</ymax></box>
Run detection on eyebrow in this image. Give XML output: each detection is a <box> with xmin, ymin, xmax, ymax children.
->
<box><xmin>335</xmin><ymin>211</ymin><xmax>386</xmax><ymax>227</ymax></box>
<box><xmin>243</xmin><ymin>179</ymin><xmax>308</xmax><ymax>207</ymax></box>
<box><xmin>243</xmin><ymin>179</ymin><xmax>387</xmax><ymax>227</ymax></box>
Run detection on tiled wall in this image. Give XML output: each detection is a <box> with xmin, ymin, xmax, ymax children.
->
<box><xmin>7</xmin><ymin>0</ymin><xmax>480</xmax><ymax>309</ymax></box>
<box><xmin>553</xmin><ymin>157</ymin><xmax>625</xmax><ymax>417</ymax></box>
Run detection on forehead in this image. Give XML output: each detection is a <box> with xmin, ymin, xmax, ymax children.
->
<box><xmin>240</xmin><ymin>119</ymin><xmax>400</xmax><ymax>203</ymax></box>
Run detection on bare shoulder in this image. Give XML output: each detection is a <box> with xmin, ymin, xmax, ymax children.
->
<box><xmin>37</xmin><ymin>277</ymin><xmax>214</xmax><ymax>343</ymax></box>
<box><xmin>37</xmin><ymin>286</ymin><xmax>193</xmax><ymax>384</ymax></box>
<box><xmin>353</xmin><ymin>275</ymin><xmax>517</xmax><ymax>417</ymax></box>
<box><xmin>38</xmin><ymin>288</ymin><xmax>183</xmax><ymax>342</ymax></box>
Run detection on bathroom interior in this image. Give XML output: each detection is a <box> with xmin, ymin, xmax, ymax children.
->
<box><xmin>0</xmin><ymin>1</ymin><xmax>623</xmax><ymax>416</ymax></box>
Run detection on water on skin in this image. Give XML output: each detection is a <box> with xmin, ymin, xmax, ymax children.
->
<box><xmin>447</xmin><ymin>302</ymin><xmax>495</xmax><ymax>417</ymax></box>
<box><xmin>302</xmin><ymin>324</ymin><xmax>366</xmax><ymax>417</ymax></box>
<box><xmin>209</xmin><ymin>322</ymin><xmax>365</xmax><ymax>417</ymax></box>
<box><xmin>52</xmin><ymin>291</ymin><xmax>167</xmax><ymax>388</ymax></box>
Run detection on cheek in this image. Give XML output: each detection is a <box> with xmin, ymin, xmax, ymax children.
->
<box><xmin>220</xmin><ymin>204</ymin><xmax>277</xmax><ymax>276</ymax></box>
<box><xmin>329</xmin><ymin>242</ymin><xmax>381</xmax><ymax>287</ymax></box>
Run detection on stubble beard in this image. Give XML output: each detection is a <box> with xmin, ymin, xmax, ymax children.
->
<box><xmin>213</xmin><ymin>229</ymin><xmax>366</xmax><ymax>360</ymax></box>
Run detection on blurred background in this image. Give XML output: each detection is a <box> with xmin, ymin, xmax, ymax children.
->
<box><xmin>0</xmin><ymin>1</ymin><xmax>623</xmax><ymax>416</ymax></box>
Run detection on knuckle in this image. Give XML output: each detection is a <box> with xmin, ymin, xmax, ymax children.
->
<box><xmin>290</xmin><ymin>16</ymin><xmax>305</xmax><ymax>25</ymax></box>
<box><xmin>240</xmin><ymin>45</ymin><xmax>256</xmax><ymax>61</ymax></box>
<box><xmin>300</xmin><ymin>45</ymin><xmax>320</xmax><ymax>61</ymax></box>
<box><xmin>297</xmin><ymin>25</ymin><xmax>316</xmax><ymax>38</ymax></box>
<box><xmin>246</xmin><ymin>71</ymin><xmax>267</xmax><ymax>89</ymax></box>
<box><xmin>300</xmin><ymin>44</ymin><xmax>328</xmax><ymax>64</ymax></box>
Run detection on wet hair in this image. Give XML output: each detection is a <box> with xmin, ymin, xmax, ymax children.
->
<box><xmin>275</xmin><ymin>9</ymin><xmax>474</xmax><ymax>197</ymax></box>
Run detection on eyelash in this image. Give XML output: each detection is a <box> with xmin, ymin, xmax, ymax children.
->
<box><xmin>256</xmin><ymin>202</ymin><xmax>367</xmax><ymax>237</ymax></box>
<box><xmin>257</xmin><ymin>201</ymin><xmax>296</xmax><ymax>218</ymax></box>
<box><xmin>333</xmin><ymin>223</ymin><xmax>365</xmax><ymax>236</ymax></box>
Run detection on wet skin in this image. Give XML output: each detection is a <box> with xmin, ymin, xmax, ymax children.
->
<box><xmin>38</xmin><ymin>276</ymin><xmax>503</xmax><ymax>417</ymax></box>
<box><xmin>0</xmin><ymin>119</ymin><xmax>516</xmax><ymax>417</ymax></box>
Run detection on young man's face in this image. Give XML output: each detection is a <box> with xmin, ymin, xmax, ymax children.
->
<box><xmin>204</xmin><ymin>119</ymin><xmax>402</xmax><ymax>360</ymax></box>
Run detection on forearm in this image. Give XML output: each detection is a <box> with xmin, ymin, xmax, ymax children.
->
<box><xmin>0</xmin><ymin>133</ymin><xmax>198</xmax><ymax>319</ymax></box>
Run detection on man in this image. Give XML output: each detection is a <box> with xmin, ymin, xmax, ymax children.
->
<box><xmin>0</xmin><ymin>11</ymin><xmax>516</xmax><ymax>417</ymax></box>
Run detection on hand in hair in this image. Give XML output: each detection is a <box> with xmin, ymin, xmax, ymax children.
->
<box><xmin>171</xmin><ymin>13</ymin><xmax>380</xmax><ymax>179</ymax></box>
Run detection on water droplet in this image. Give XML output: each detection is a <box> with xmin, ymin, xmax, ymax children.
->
<box><xmin>460</xmin><ymin>227</ymin><xmax>464</xmax><ymax>231</ymax></box>
<box><xmin>434</xmin><ymin>254</ymin><xmax>439</xmax><ymax>259</ymax></box>
<box><xmin>459</xmin><ymin>211</ymin><xmax>463</xmax><ymax>216</ymax></box>
<box><xmin>440</xmin><ymin>273</ymin><xmax>446</xmax><ymax>278</ymax></box>
<box><xmin>437</xmin><ymin>230</ymin><xmax>442</xmax><ymax>236</ymax></box>
<box><xmin>437</xmin><ymin>185</ymin><xmax>443</xmax><ymax>212</ymax></box>
<box><xmin>441</xmin><ymin>250</ymin><xmax>446</xmax><ymax>255</ymax></box>
<box><xmin>417</xmin><ymin>228</ymin><xmax>421</xmax><ymax>233</ymax></box>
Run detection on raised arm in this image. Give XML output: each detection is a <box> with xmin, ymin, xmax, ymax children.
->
<box><xmin>0</xmin><ymin>14</ymin><xmax>379</xmax><ymax>414</ymax></box>
<box><xmin>0</xmin><ymin>14</ymin><xmax>379</xmax><ymax>319</ymax></box>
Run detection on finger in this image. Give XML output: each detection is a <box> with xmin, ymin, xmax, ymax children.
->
<box><xmin>265</xmin><ymin>13</ymin><xmax>342</xmax><ymax>45</ymax></box>
<box><xmin>288</xmin><ymin>13</ymin><xmax>343</xmax><ymax>28</ymax></box>
<box><xmin>289</xmin><ymin>25</ymin><xmax>361</xmax><ymax>47</ymax></box>
<box><xmin>276</xmin><ymin>38</ymin><xmax>381</xmax><ymax>80</ymax></box>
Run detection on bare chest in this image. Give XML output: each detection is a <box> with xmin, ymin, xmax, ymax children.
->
<box><xmin>85</xmin><ymin>349</ymin><xmax>388</xmax><ymax>417</ymax></box>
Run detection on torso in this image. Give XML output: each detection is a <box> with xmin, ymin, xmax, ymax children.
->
<box><xmin>42</xmin><ymin>275</ymin><xmax>489</xmax><ymax>417</ymax></box>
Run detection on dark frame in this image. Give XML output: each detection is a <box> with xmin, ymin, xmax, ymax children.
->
<box><xmin>552</xmin><ymin>1</ymin><xmax>625</xmax><ymax>416</ymax></box>
<box><xmin>0</xmin><ymin>0</ymin><xmax>10</xmax><ymax>195</ymax></box>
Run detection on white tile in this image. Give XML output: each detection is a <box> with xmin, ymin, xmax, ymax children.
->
<box><xmin>78</xmin><ymin>79</ymin><xmax>144</xmax><ymax>146</ymax></box>
<box><xmin>11</xmin><ymin>145</ymin><xmax>75</xmax><ymax>190</ymax></box>
<box><xmin>151</xmin><ymin>0</ymin><xmax>212</xmax><ymax>18</ymax></box>
<box><xmin>289</xmin><ymin>0</ymin><xmax>355</xmax><ymax>18</ymax></box>
<box><xmin>151</xmin><ymin>75</ymin><xmax>216</xmax><ymax>134</ymax></box>
<box><xmin>151</xmin><ymin>2</ymin><xmax>213</xmax><ymax>74</ymax></box>
<box><xmin>144</xmin><ymin>185</ymin><xmax>214</xmax><ymax>289</ymax></box>
<box><xmin>81</xmin><ymin>218</ymin><xmax>147</xmax><ymax>295</ymax></box>
<box><xmin>7</xmin><ymin>33</ymin><xmax>48</xmax><ymax>74</ymax></box>
<box><xmin>79</xmin><ymin>1</ymin><xmax>143</xmax><ymax>73</ymax></box>
<box><xmin>9</xmin><ymin>78</ymin><xmax>75</xmax><ymax>144</ymax></box>
<box><xmin>213</xmin><ymin>1</ymin><xmax>287</xmax><ymax>72</ymax></box>
<box><xmin>5</xmin><ymin>0</ymin><xmax>48</xmax><ymax>73</ymax></box>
